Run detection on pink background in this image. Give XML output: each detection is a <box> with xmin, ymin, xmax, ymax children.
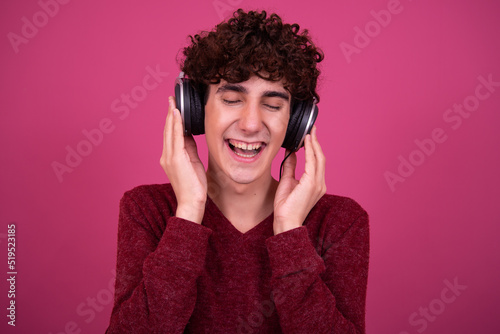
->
<box><xmin>1</xmin><ymin>0</ymin><xmax>499</xmax><ymax>333</ymax></box>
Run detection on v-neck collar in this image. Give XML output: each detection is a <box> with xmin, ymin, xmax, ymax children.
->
<box><xmin>204</xmin><ymin>195</ymin><xmax>274</xmax><ymax>239</ymax></box>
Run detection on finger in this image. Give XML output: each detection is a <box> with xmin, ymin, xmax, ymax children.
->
<box><xmin>163</xmin><ymin>96</ymin><xmax>172</xmax><ymax>144</ymax></box>
<box><xmin>310</xmin><ymin>126</ymin><xmax>326</xmax><ymax>180</ymax></box>
<box><xmin>303</xmin><ymin>133</ymin><xmax>316</xmax><ymax>177</ymax></box>
<box><xmin>167</xmin><ymin>96</ymin><xmax>179</xmax><ymax>151</ymax></box>
<box><xmin>162</xmin><ymin>96</ymin><xmax>174</xmax><ymax>163</ymax></box>
<box><xmin>311</xmin><ymin>126</ymin><xmax>327</xmax><ymax>198</ymax></box>
<box><xmin>171</xmin><ymin>98</ymin><xmax>185</xmax><ymax>154</ymax></box>
<box><xmin>281</xmin><ymin>150</ymin><xmax>297</xmax><ymax>180</ymax></box>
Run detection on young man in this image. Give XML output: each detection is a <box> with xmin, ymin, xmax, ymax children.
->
<box><xmin>107</xmin><ymin>9</ymin><xmax>369</xmax><ymax>334</ymax></box>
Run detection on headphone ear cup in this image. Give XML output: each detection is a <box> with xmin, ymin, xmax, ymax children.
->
<box><xmin>282</xmin><ymin>99</ymin><xmax>318</xmax><ymax>151</ymax></box>
<box><xmin>174</xmin><ymin>76</ymin><xmax>205</xmax><ymax>136</ymax></box>
<box><xmin>188</xmin><ymin>84</ymin><xmax>205</xmax><ymax>135</ymax></box>
<box><xmin>282</xmin><ymin>100</ymin><xmax>304</xmax><ymax>150</ymax></box>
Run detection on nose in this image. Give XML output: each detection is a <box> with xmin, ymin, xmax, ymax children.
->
<box><xmin>238</xmin><ymin>102</ymin><xmax>263</xmax><ymax>133</ymax></box>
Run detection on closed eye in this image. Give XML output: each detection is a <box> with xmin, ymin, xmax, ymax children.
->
<box><xmin>223</xmin><ymin>99</ymin><xmax>241</xmax><ymax>105</ymax></box>
<box><xmin>265</xmin><ymin>104</ymin><xmax>281</xmax><ymax>111</ymax></box>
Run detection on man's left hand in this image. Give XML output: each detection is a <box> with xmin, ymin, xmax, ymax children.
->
<box><xmin>273</xmin><ymin>125</ymin><xmax>326</xmax><ymax>235</ymax></box>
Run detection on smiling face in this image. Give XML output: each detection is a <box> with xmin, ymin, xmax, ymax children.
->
<box><xmin>204</xmin><ymin>75</ymin><xmax>290</xmax><ymax>186</ymax></box>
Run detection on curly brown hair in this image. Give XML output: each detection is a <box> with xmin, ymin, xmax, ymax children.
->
<box><xmin>180</xmin><ymin>9</ymin><xmax>324</xmax><ymax>102</ymax></box>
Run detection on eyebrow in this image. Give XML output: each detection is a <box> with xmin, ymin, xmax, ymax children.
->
<box><xmin>216</xmin><ymin>83</ymin><xmax>290</xmax><ymax>101</ymax></box>
<box><xmin>262</xmin><ymin>90</ymin><xmax>290</xmax><ymax>101</ymax></box>
<box><xmin>216</xmin><ymin>84</ymin><xmax>247</xmax><ymax>94</ymax></box>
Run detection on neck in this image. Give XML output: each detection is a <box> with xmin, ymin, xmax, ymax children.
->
<box><xmin>206</xmin><ymin>165</ymin><xmax>278</xmax><ymax>233</ymax></box>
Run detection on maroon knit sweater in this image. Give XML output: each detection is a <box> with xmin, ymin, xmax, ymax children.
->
<box><xmin>106</xmin><ymin>183</ymin><xmax>369</xmax><ymax>334</ymax></box>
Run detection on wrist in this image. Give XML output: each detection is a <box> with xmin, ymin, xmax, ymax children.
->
<box><xmin>176</xmin><ymin>202</ymin><xmax>205</xmax><ymax>224</ymax></box>
<box><xmin>273</xmin><ymin>218</ymin><xmax>301</xmax><ymax>235</ymax></box>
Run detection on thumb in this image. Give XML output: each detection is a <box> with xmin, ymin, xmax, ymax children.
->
<box><xmin>281</xmin><ymin>151</ymin><xmax>297</xmax><ymax>180</ymax></box>
<box><xmin>184</xmin><ymin>135</ymin><xmax>201</xmax><ymax>162</ymax></box>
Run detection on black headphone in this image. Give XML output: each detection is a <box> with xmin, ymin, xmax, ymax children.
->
<box><xmin>174</xmin><ymin>72</ymin><xmax>318</xmax><ymax>152</ymax></box>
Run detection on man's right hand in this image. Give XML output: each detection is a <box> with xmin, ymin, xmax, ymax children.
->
<box><xmin>160</xmin><ymin>96</ymin><xmax>207</xmax><ymax>224</ymax></box>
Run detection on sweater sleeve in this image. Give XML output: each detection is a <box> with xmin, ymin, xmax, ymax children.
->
<box><xmin>265</xmin><ymin>211</ymin><xmax>369</xmax><ymax>334</ymax></box>
<box><xmin>106</xmin><ymin>190</ymin><xmax>212</xmax><ymax>334</ymax></box>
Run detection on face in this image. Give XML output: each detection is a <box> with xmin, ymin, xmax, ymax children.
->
<box><xmin>204</xmin><ymin>75</ymin><xmax>290</xmax><ymax>185</ymax></box>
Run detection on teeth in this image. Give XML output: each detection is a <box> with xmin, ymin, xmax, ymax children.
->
<box><xmin>229</xmin><ymin>140</ymin><xmax>262</xmax><ymax>151</ymax></box>
<box><xmin>234</xmin><ymin>151</ymin><xmax>257</xmax><ymax>158</ymax></box>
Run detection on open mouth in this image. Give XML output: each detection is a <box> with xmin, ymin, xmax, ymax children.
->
<box><xmin>227</xmin><ymin>139</ymin><xmax>265</xmax><ymax>158</ymax></box>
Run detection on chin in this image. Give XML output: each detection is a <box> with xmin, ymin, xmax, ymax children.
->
<box><xmin>226</xmin><ymin>167</ymin><xmax>266</xmax><ymax>185</ymax></box>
